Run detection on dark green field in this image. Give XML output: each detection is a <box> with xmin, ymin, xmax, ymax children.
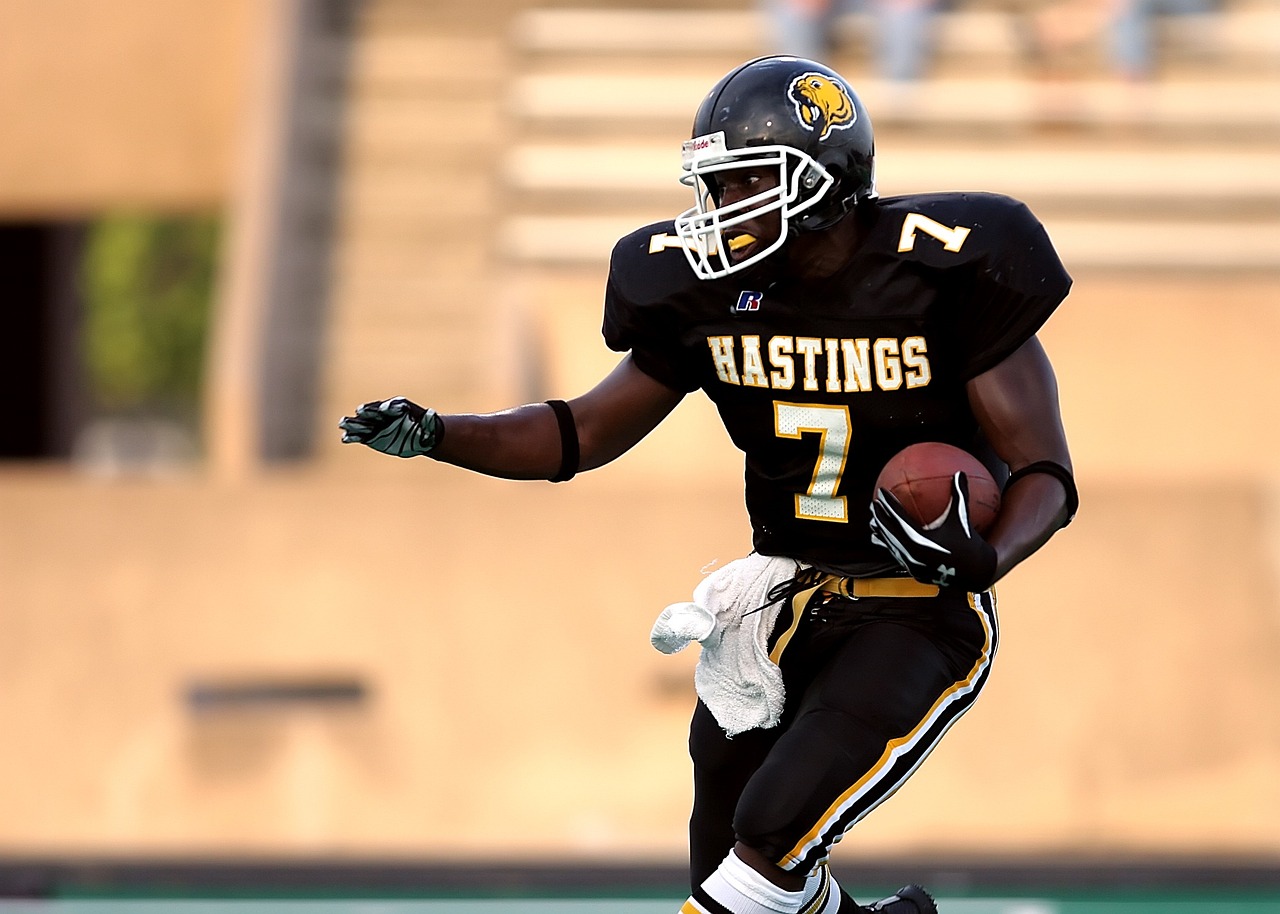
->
<box><xmin>5</xmin><ymin>896</ymin><xmax>1280</xmax><ymax>913</ymax></box>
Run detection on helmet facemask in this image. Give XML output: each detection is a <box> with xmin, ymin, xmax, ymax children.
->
<box><xmin>674</xmin><ymin>131</ymin><xmax>835</xmax><ymax>280</ymax></box>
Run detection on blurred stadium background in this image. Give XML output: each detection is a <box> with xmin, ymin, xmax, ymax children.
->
<box><xmin>1</xmin><ymin>0</ymin><xmax>1278</xmax><ymax>909</ymax></box>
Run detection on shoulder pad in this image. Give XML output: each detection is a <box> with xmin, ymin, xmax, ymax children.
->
<box><xmin>873</xmin><ymin>192</ymin><xmax>1043</xmax><ymax>268</ymax></box>
<box><xmin>609</xmin><ymin>220</ymin><xmax>706</xmax><ymax>303</ymax></box>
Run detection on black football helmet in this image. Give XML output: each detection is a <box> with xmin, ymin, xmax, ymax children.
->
<box><xmin>674</xmin><ymin>56</ymin><xmax>876</xmax><ymax>279</ymax></box>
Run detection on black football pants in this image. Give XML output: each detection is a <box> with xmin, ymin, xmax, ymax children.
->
<box><xmin>687</xmin><ymin>587</ymin><xmax>998</xmax><ymax>887</ymax></box>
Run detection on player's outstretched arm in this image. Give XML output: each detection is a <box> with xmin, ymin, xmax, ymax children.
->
<box><xmin>339</xmin><ymin>354</ymin><xmax>684</xmax><ymax>481</ymax></box>
<box><xmin>966</xmin><ymin>335</ymin><xmax>1076</xmax><ymax>581</ymax></box>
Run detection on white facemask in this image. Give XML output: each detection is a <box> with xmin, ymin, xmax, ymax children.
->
<box><xmin>673</xmin><ymin>131</ymin><xmax>835</xmax><ymax>280</ymax></box>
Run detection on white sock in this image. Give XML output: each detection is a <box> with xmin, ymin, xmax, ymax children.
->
<box><xmin>799</xmin><ymin>864</ymin><xmax>843</xmax><ymax>914</ymax></box>
<box><xmin>691</xmin><ymin>848</ymin><xmax>805</xmax><ymax>914</ymax></box>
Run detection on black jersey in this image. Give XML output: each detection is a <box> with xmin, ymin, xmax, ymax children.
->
<box><xmin>603</xmin><ymin>192</ymin><xmax>1071</xmax><ymax>576</ymax></box>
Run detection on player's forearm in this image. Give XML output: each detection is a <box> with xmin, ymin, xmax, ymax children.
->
<box><xmin>986</xmin><ymin>471</ymin><xmax>1072</xmax><ymax>582</ymax></box>
<box><xmin>429</xmin><ymin>403</ymin><xmax>564</xmax><ymax>480</ymax></box>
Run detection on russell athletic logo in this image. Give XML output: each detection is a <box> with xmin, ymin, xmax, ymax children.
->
<box><xmin>735</xmin><ymin>291</ymin><xmax>763</xmax><ymax>312</ymax></box>
<box><xmin>789</xmin><ymin>72</ymin><xmax>857</xmax><ymax>141</ymax></box>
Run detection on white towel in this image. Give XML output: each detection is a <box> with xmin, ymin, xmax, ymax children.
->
<box><xmin>650</xmin><ymin>553</ymin><xmax>801</xmax><ymax>737</ymax></box>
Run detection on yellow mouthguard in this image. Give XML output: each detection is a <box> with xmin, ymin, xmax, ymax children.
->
<box><xmin>728</xmin><ymin>233</ymin><xmax>757</xmax><ymax>252</ymax></box>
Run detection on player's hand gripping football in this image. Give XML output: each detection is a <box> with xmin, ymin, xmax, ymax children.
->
<box><xmin>339</xmin><ymin>397</ymin><xmax>441</xmax><ymax>458</ymax></box>
<box><xmin>869</xmin><ymin>471</ymin><xmax>997</xmax><ymax>591</ymax></box>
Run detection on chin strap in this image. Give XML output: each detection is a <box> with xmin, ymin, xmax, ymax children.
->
<box><xmin>1004</xmin><ymin>460</ymin><xmax>1079</xmax><ymax>526</ymax></box>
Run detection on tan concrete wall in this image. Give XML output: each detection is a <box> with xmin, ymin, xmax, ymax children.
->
<box><xmin>0</xmin><ymin>0</ymin><xmax>260</xmax><ymax>215</ymax></box>
<box><xmin>1</xmin><ymin>0</ymin><xmax>1277</xmax><ymax>867</ymax></box>
<box><xmin>2</xmin><ymin>273</ymin><xmax>1278</xmax><ymax>860</ymax></box>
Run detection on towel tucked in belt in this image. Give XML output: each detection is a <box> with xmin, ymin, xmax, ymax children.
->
<box><xmin>651</xmin><ymin>558</ymin><xmax>945</xmax><ymax>736</ymax></box>
<box><xmin>650</xmin><ymin>553</ymin><xmax>802</xmax><ymax>737</ymax></box>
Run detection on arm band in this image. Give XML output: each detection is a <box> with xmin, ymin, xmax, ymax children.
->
<box><xmin>546</xmin><ymin>399</ymin><xmax>579</xmax><ymax>483</ymax></box>
<box><xmin>1004</xmin><ymin>460</ymin><xmax>1079</xmax><ymax>526</ymax></box>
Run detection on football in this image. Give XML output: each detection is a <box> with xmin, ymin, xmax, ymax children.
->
<box><xmin>874</xmin><ymin>442</ymin><xmax>1001</xmax><ymax>533</ymax></box>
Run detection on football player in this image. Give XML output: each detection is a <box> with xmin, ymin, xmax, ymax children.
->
<box><xmin>341</xmin><ymin>56</ymin><xmax>1077</xmax><ymax>914</ymax></box>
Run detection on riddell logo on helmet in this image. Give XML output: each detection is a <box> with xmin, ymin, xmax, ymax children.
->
<box><xmin>788</xmin><ymin>73</ymin><xmax>856</xmax><ymax>141</ymax></box>
<box><xmin>682</xmin><ymin>131</ymin><xmax>728</xmax><ymax>168</ymax></box>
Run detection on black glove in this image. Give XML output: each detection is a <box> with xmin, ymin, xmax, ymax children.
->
<box><xmin>338</xmin><ymin>397</ymin><xmax>440</xmax><ymax>457</ymax></box>
<box><xmin>869</xmin><ymin>472</ymin><xmax>997</xmax><ymax>591</ymax></box>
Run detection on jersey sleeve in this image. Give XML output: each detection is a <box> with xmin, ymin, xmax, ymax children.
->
<box><xmin>956</xmin><ymin>197</ymin><xmax>1072</xmax><ymax>379</ymax></box>
<box><xmin>601</xmin><ymin>228</ymin><xmax>702</xmax><ymax>393</ymax></box>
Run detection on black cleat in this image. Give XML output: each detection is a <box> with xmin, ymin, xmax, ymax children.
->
<box><xmin>864</xmin><ymin>884</ymin><xmax>938</xmax><ymax>914</ymax></box>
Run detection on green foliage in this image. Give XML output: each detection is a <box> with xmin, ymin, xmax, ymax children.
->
<box><xmin>79</xmin><ymin>214</ymin><xmax>220</xmax><ymax>415</ymax></box>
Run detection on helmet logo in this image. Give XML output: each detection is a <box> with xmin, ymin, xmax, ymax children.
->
<box><xmin>788</xmin><ymin>72</ymin><xmax>856</xmax><ymax>141</ymax></box>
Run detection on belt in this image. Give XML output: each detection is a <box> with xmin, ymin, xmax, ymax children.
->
<box><xmin>768</xmin><ymin>572</ymin><xmax>940</xmax><ymax>663</ymax></box>
<box><xmin>818</xmin><ymin>574</ymin><xmax>940</xmax><ymax>599</ymax></box>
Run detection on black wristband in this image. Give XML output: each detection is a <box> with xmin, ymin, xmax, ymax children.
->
<box><xmin>1004</xmin><ymin>460</ymin><xmax>1079</xmax><ymax>526</ymax></box>
<box><xmin>546</xmin><ymin>399</ymin><xmax>579</xmax><ymax>483</ymax></box>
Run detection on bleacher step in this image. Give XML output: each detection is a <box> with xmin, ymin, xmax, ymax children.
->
<box><xmin>511</xmin><ymin>5</ymin><xmax>1280</xmax><ymax>73</ymax></box>
<box><xmin>502</xmin><ymin>141</ymin><xmax>1280</xmax><ymax>209</ymax></box>
<box><xmin>499</xmin><ymin>213</ymin><xmax>1280</xmax><ymax>272</ymax></box>
<box><xmin>512</xmin><ymin>71</ymin><xmax>1280</xmax><ymax>136</ymax></box>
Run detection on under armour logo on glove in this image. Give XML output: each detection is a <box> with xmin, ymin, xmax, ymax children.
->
<box><xmin>339</xmin><ymin>397</ymin><xmax>441</xmax><ymax>458</ymax></box>
<box><xmin>869</xmin><ymin>472</ymin><xmax>998</xmax><ymax>592</ymax></box>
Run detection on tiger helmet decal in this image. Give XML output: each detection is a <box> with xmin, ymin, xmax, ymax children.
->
<box><xmin>788</xmin><ymin>72</ymin><xmax>857</xmax><ymax>141</ymax></box>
